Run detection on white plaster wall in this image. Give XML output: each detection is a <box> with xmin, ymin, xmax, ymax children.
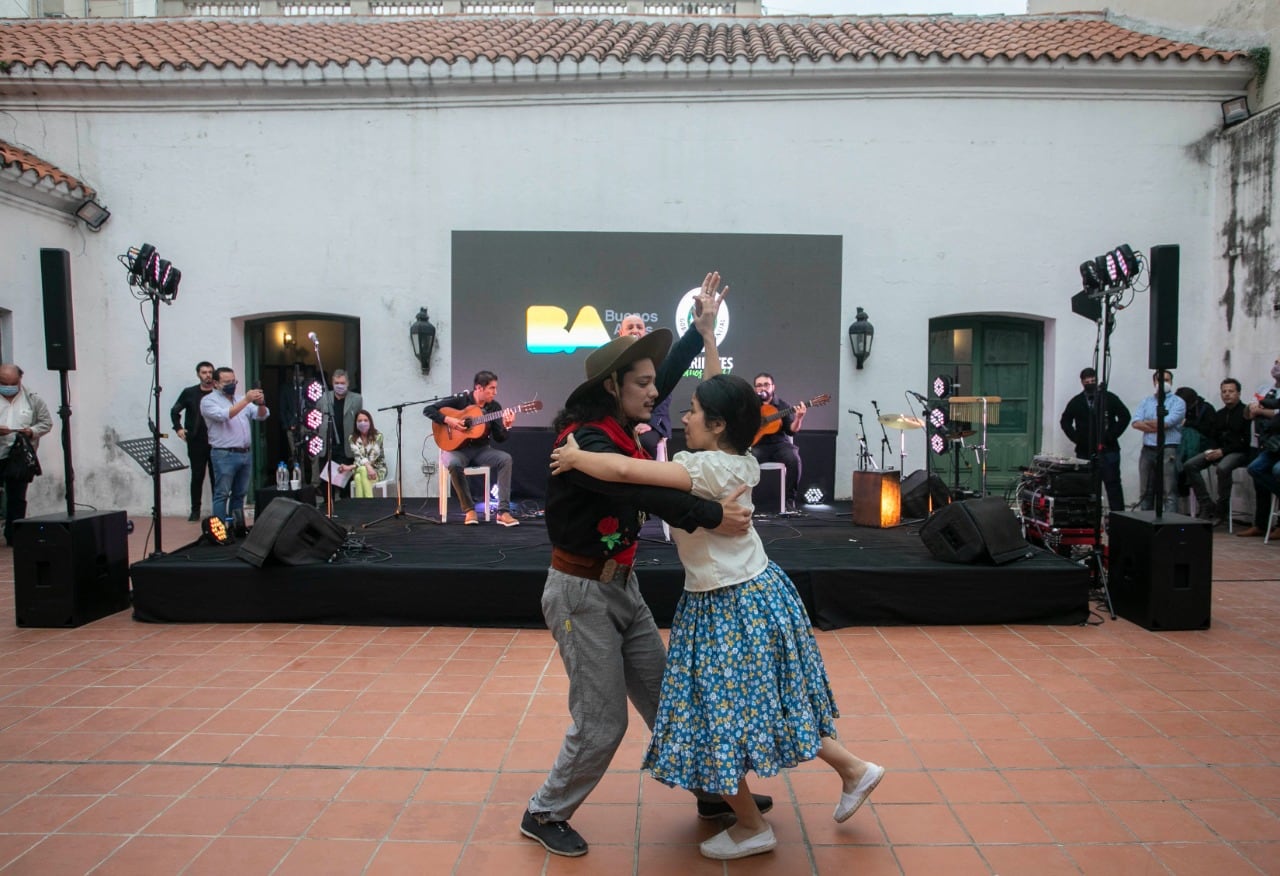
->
<box><xmin>0</xmin><ymin>83</ymin><xmax>1240</xmax><ymax>515</ymax></box>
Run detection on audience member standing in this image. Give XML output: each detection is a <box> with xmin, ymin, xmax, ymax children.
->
<box><xmin>0</xmin><ymin>364</ymin><xmax>52</xmax><ymax>546</ymax></box>
<box><xmin>170</xmin><ymin>360</ymin><xmax>217</xmax><ymax>520</ymax></box>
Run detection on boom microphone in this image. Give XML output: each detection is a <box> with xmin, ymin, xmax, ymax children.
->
<box><xmin>847</xmin><ymin>409</ymin><xmax>863</xmax><ymax>416</ymax></box>
<box><xmin>908</xmin><ymin>390</ymin><xmax>929</xmax><ymax>403</ymax></box>
<box><xmin>307</xmin><ymin>332</ymin><xmax>319</xmax><ymax>345</ymax></box>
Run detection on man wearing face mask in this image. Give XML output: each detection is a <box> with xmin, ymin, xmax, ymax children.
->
<box><xmin>169</xmin><ymin>361</ymin><xmax>217</xmax><ymax>521</ymax></box>
<box><xmin>1059</xmin><ymin>367</ymin><xmax>1131</xmax><ymax>511</ymax></box>
<box><xmin>1131</xmin><ymin>369</ymin><xmax>1186</xmax><ymax>513</ymax></box>
<box><xmin>200</xmin><ymin>367</ymin><xmax>269</xmax><ymax>527</ymax></box>
<box><xmin>314</xmin><ymin>369</ymin><xmax>363</xmax><ymax>496</ymax></box>
<box><xmin>0</xmin><ymin>364</ymin><xmax>53</xmax><ymax>546</ymax></box>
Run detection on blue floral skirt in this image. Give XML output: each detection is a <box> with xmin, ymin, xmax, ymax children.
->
<box><xmin>641</xmin><ymin>561</ymin><xmax>840</xmax><ymax>795</ymax></box>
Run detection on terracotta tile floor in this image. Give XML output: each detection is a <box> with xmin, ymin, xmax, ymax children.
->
<box><xmin>1</xmin><ymin>516</ymin><xmax>1278</xmax><ymax>875</ymax></box>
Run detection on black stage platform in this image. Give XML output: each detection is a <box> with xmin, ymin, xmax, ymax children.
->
<box><xmin>129</xmin><ymin>499</ymin><xmax>1090</xmax><ymax>629</ymax></box>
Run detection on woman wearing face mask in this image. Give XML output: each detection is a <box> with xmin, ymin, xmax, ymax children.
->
<box><xmin>346</xmin><ymin>410</ymin><xmax>386</xmax><ymax>498</ymax></box>
<box><xmin>0</xmin><ymin>364</ymin><xmax>53</xmax><ymax>546</ymax></box>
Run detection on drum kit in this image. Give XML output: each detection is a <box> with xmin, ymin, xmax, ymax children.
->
<box><xmin>876</xmin><ymin>395</ymin><xmax>1001</xmax><ymax>496</ymax></box>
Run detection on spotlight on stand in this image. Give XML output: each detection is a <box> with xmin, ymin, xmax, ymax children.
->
<box><xmin>847</xmin><ymin>307</ymin><xmax>874</xmax><ymax>369</ymax></box>
<box><xmin>119</xmin><ymin>242</ymin><xmax>181</xmax><ymax>302</ymax></box>
<box><xmin>1072</xmin><ymin>243</ymin><xmax>1141</xmax><ymax>322</ymax></box>
<box><xmin>410</xmin><ymin>308</ymin><xmax>437</xmax><ymax>374</ymax></box>
<box><xmin>931</xmin><ymin>373</ymin><xmax>954</xmax><ymax>400</ymax></box>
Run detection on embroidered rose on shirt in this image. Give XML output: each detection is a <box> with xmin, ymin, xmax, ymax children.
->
<box><xmin>597</xmin><ymin>516</ymin><xmax>622</xmax><ymax>550</ymax></box>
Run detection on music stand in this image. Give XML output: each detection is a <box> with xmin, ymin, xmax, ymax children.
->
<box><xmin>117</xmin><ymin>438</ymin><xmax>187</xmax><ymax>477</ymax></box>
<box><xmin>117</xmin><ymin>437</ymin><xmax>187</xmax><ymax>556</ymax></box>
<box><xmin>363</xmin><ymin>399</ymin><xmax>440</xmax><ymax>528</ymax></box>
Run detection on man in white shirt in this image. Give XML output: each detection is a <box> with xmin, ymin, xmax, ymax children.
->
<box><xmin>0</xmin><ymin>364</ymin><xmax>53</xmax><ymax>545</ymax></box>
<box><xmin>200</xmin><ymin>367</ymin><xmax>269</xmax><ymax>526</ymax></box>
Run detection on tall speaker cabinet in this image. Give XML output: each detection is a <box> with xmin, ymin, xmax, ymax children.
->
<box><xmin>14</xmin><ymin>511</ymin><xmax>130</xmax><ymax>627</ymax></box>
<box><xmin>1108</xmin><ymin>510</ymin><xmax>1211</xmax><ymax>631</ymax></box>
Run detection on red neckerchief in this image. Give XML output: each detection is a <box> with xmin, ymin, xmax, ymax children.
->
<box><xmin>557</xmin><ymin>417</ymin><xmax>651</xmax><ymax>566</ymax></box>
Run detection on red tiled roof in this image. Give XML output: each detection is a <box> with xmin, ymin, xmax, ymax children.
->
<box><xmin>0</xmin><ymin>139</ymin><xmax>95</xmax><ymax>198</ymax></box>
<box><xmin>0</xmin><ymin>15</ymin><xmax>1247</xmax><ymax>73</ymax></box>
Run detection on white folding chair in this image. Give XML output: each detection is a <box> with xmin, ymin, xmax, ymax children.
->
<box><xmin>438</xmin><ymin>450</ymin><xmax>491</xmax><ymax>523</ymax></box>
<box><xmin>1266</xmin><ymin>494</ymin><xmax>1279</xmax><ymax>544</ymax></box>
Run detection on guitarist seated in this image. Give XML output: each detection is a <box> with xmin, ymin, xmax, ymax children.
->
<box><xmin>424</xmin><ymin>370</ymin><xmax>521</xmax><ymax>526</ymax></box>
<box><xmin>751</xmin><ymin>372</ymin><xmax>807</xmax><ymax>513</ymax></box>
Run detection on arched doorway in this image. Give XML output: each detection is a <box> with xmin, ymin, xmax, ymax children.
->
<box><xmin>244</xmin><ymin>315</ymin><xmax>361</xmax><ymax>490</ymax></box>
<box><xmin>927</xmin><ymin>316</ymin><xmax>1043</xmax><ymax>496</ymax></box>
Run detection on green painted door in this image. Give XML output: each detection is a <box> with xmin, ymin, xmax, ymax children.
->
<box><xmin>928</xmin><ymin>317</ymin><xmax>1043</xmax><ymax>496</ymax></box>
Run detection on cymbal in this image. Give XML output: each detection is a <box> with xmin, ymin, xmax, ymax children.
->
<box><xmin>949</xmin><ymin>429</ymin><xmax>976</xmax><ymax>439</ymax></box>
<box><xmin>878</xmin><ymin>413</ymin><xmax>924</xmax><ymax>430</ymax></box>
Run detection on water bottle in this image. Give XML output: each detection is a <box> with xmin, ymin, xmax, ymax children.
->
<box><xmin>290</xmin><ymin>462</ymin><xmax>302</xmax><ymax>491</ymax></box>
<box><xmin>276</xmin><ymin>461</ymin><xmax>288</xmax><ymax>491</ymax></box>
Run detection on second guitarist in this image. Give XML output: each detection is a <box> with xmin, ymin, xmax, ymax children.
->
<box><xmin>424</xmin><ymin>370</ymin><xmax>521</xmax><ymax>526</ymax></box>
<box><xmin>751</xmin><ymin>372</ymin><xmax>806</xmax><ymax>514</ymax></box>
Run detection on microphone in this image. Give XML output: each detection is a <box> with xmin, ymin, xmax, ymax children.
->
<box><xmin>307</xmin><ymin>332</ymin><xmax>319</xmax><ymax>345</ymax></box>
<box><xmin>847</xmin><ymin>409</ymin><xmax>863</xmax><ymax>416</ymax></box>
<box><xmin>908</xmin><ymin>390</ymin><xmax>929</xmax><ymax>403</ymax></box>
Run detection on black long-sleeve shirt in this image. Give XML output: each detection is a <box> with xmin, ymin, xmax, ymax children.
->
<box><xmin>169</xmin><ymin>384</ymin><xmax>212</xmax><ymax>445</ymax></box>
<box><xmin>1060</xmin><ymin>389</ymin><xmax>1130</xmax><ymax>458</ymax></box>
<box><xmin>1209</xmin><ymin>402</ymin><xmax>1251</xmax><ymax>456</ymax></box>
<box><xmin>423</xmin><ymin>390</ymin><xmax>510</xmax><ymax>449</ymax></box>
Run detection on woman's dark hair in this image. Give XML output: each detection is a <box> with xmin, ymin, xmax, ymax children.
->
<box><xmin>694</xmin><ymin>374</ymin><xmax>762</xmax><ymax>455</ymax></box>
<box><xmin>351</xmin><ymin>409</ymin><xmax>379</xmax><ymax>443</ymax></box>
<box><xmin>1174</xmin><ymin>386</ymin><xmax>1199</xmax><ymax>408</ymax></box>
<box><xmin>552</xmin><ymin>360</ymin><xmax>643</xmax><ymax>434</ymax></box>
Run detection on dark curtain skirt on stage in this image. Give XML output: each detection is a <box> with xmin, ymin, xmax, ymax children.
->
<box><xmin>129</xmin><ymin>499</ymin><xmax>1089</xmax><ymax>629</ymax></box>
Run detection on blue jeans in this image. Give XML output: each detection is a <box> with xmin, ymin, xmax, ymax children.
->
<box><xmin>1247</xmin><ymin>449</ymin><xmax>1280</xmax><ymax>527</ymax></box>
<box><xmin>210</xmin><ymin>448</ymin><xmax>252</xmax><ymax>521</ymax></box>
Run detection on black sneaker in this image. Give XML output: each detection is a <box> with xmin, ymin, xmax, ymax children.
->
<box><xmin>520</xmin><ymin>810</ymin><xmax>588</xmax><ymax>857</ymax></box>
<box><xmin>188</xmin><ymin>511</ymin><xmax>201</xmax><ymax>522</ymax></box>
<box><xmin>696</xmin><ymin>793</ymin><xmax>774</xmax><ymax>820</ymax></box>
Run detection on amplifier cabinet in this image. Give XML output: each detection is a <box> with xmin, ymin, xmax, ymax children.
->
<box><xmin>13</xmin><ymin>511</ymin><xmax>130</xmax><ymax>627</ymax></box>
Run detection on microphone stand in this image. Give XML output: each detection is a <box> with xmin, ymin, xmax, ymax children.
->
<box><xmin>310</xmin><ymin>337</ymin><xmax>338</xmax><ymax>520</ymax></box>
<box><xmin>363</xmin><ymin>398</ymin><xmax>440</xmax><ymax>528</ymax></box>
<box><xmin>849</xmin><ymin>409</ymin><xmax>876</xmax><ymax>471</ymax></box>
<box><xmin>870</xmin><ymin>400</ymin><xmax>892</xmax><ymax>471</ymax></box>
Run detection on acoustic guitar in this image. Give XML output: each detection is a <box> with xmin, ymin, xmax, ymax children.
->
<box><xmin>433</xmin><ymin>400</ymin><xmax>543</xmax><ymax>451</ymax></box>
<box><xmin>753</xmin><ymin>394</ymin><xmax>831</xmax><ymax>446</ymax></box>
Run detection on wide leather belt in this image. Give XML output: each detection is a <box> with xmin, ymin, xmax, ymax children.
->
<box><xmin>550</xmin><ymin>547</ymin><xmax>632</xmax><ymax>583</ymax></box>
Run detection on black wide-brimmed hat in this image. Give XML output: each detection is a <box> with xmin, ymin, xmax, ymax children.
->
<box><xmin>565</xmin><ymin>329</ymin><xmax>673</xmax><ymax>408</ymax></box>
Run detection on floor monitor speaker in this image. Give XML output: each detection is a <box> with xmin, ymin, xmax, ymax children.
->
<box><xmin>920</xmin><ymin>497</ymin><xmax>1031</xmax><ymax>566</ymax></box>
<box><xmin>901</xmin><ymin>469</ymin><xmax>951</xmax><ymax>519</ymax></box>
<box><xmin>238</xmin><ymin>497</ymin><xmax>345</xmax><ymax>567</ymax></box>
<box><xmin>14</xmin><ymin>511</ymin><xmax>129</xmax><ymax>627</ymax></box>
<box><xmin>1107</xmin><ymin>510</ymin><xmax>1210</xmax><ymax>631</ymax></box>
<box><xmin>40</xmin><ymin>247</ymin><xmax>77</xmax><ymax>371</ymax></box>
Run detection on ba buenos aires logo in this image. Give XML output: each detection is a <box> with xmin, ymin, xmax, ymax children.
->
<box><xmin>674</xmin><ymin>287</ymin><xmax>730</xmax><ymax>346</ymax></box>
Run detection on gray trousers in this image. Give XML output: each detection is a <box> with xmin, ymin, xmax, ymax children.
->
<box><xmin>1138</xmin><ymin>445</ymin><xmax>1179</xmax><ymax>512</ymax></box>
<box><xmin>1182</xmin><ymin>450</ymin><xmax>1248</xmax><ymax>509</ymax></box>
<box><xmin>443</xmin><ymin>444</ymin><xmax>513</xmax><ymax>511</ymax></box>
<box><xmin>528</xmin><ymin>566</ymin><xmax>666</xmax><ymax>822</ymax></box>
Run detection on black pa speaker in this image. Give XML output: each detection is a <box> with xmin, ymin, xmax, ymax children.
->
<box><xmin>901</xmin><ymin>469</ymin><xmax>951</xmax><ymax>519</ymax></box>
<box><xmin>39</xmin><ymin>247</ymin><xmax>77</xmax><ymax>371</ymax></box>
<box><xmin>1107</xmin><ymin>510</ymin><xmax>1211</xmax><ymax>631</ymax></box>
<box><xmin>237</xmin><ymin>497</ymin><xmax>345</xmax><ymax>567</ymax></box>
<box><xmin>920</xmin><ymin>497</ymin><xmax>1031</xmax><ymax>566</ymax></box>
<box><xmin>1148</xmin><ymin>244</ymin><xmax>1179</xmax><ymax>370</ymax></box>
<box><xmin>14</xmin><ymin>511</ymin><xmax>130</xmax><ymax>627</ymax></box>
